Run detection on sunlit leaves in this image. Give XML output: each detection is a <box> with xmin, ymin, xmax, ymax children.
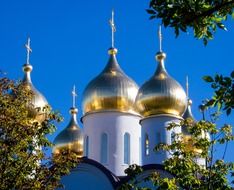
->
<box><xmin>147</xmin><ymin>0</ymin><xmax>234</xmax><ymax>44</ymax></box>
<box><xmin>203</xmin><ymin>71</ymin><xmax>234</xmax><ymax>115</ymax></box>
<box><xmin>0</xmin><ymin>77</ymin><xmax>78</xmax><ymax>189</ymax></box>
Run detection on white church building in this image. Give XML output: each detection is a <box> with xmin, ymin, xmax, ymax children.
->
<box><xmin>21</xmin><ymin>12</ymin><xmax>205</xmax><ymax>190</ymax></box>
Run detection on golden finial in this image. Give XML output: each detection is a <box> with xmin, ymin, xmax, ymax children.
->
<box><xmin>158</xmin><ymin>25</ymin><xmax>163</xmax><ymax>52</ymax></box>
<box><xmin>72</xmin><ymin>85</ymin><xmax>77</xmax><ymax>108</ymax></box>
<box><xmin>109</xmin><ymin>9</ymin><xmax>116</xmax><ymax>48</ymax></box>
<box><xmin>25</xmin><ymin>37</ymin><xmax>32</xmax><ymax>65</ymax></box>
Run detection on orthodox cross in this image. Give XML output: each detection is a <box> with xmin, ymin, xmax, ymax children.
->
<box><xmin>109</xmin><ymin>10</ymin><xmax>116</xmax><ymax>48</ymax></box>
<box><xmin>25</xmin><ymin>37</ymin><xmax>32</xmax><ymax>65</ymax></box>
<box><xmin>158</xmin><ymin>25</ymin><xmax>163</xmax><ymax>52</ymax></box>
<box><xmin>72</xmin><ymin>85</ymin><xmax>77</xmax><ymax>108</ymax></box>
<box><xmin>186</xmin><ymin>76</ymin><xmax>189</xmax><ymax>98</ymax></box>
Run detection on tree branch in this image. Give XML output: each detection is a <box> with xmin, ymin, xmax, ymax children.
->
<box><xmin>185</xmin><ymin>0</ymin><xmax>234</xmax><ymax>24</ymax></box>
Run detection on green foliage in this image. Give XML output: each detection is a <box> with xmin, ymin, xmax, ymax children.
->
<box><xmin>203</xmin><ymin>71</ymin><xmax>234</xmax><ymax>115</ymax></box>
<box><xmin>0</xmin><ymin>77</ymin><xmax>78</xmax><ymax>189</ymax></box>
<box><xmin>147</xmin><ymin>0</ymin><xmax>234</xmax><ymax>44</ymax></box>
<box><xmin>121</xmin><ymin>118</ymin><xmax>233</xmax><ymax>189</ymax></box>
<box><xmin>121</xmin><ymin>71</ymin><xmax>234</xmax><ymax>189</ymax></box>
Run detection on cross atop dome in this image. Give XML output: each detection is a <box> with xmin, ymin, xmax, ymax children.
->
<box><xmin>72</xmin><ymin>85</ymin><xmax>77</xmax><ymax>108</ymax></box>
<box><xmin>25</xmin><ymin>37</ymin><xmax>32</xmax><ymax>65</ymax></box>
<box><xmin>109</xmin><ymin>9</ymin><xmax>116</xmax><ymax>48</ymax></box>
<box><xmin>158</xmin><ymin>25</ymin><xmax>163</xmax><ymax>52</ymax></box>
<box><xmin>186</xmin><ymin>76</ymin><xmax>189</xmax><ymax>98</ymax></box>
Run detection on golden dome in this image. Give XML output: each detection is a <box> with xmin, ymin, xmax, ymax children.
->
<box><xmin>135</xmin><ymin>51</ymin><xmax>187</xmax><ymax>117</ymax></box>
<box><xmin>53</xmin><ymin>107</ymin><xmax>84</xmax><ymax>157</ymax></box>
<box><xmin>182</xmin><ymin>99</ymin><xmax>194</xmax><ymax>135</ymax></box>
<box><xmin>82</xmin><ymin>48</ymin><xmax>139</xmax><ymax>116</ymax></box>
<box><xmin>22</xmin><ymin>63</ymin><xmax>49</xmax><ymax>122</ymax></box>
<box><xmin>182</xmin><ymin>99</ymin><xmax>210</xmax><ymax>154</ymax></box>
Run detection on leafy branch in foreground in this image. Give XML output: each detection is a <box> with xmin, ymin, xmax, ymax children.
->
<box><xmin>120</xmin><ymin>71</ymin><xmax>234</xmax><ymax>189</ymax></box>
<box><xmin>203</xmin><ymin>70</ymin><xmax>234</xmax><ymax>115</ymax></box>
<box><xmin>147</xmin><ymin>0</ymin><xmax>234</xmax><ymax>45</ymax></box>
<box><xmin>0</xmin><ymin>77</ymin><xmax>78</xmax><ymax>189</ymax></box>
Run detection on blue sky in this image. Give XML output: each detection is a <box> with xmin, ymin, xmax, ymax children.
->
<box><xmin>1</xmin><ymin>0</ymin><xmax>233</xmax><ymax>168</ymax></box>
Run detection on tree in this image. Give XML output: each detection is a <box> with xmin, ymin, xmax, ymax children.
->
<box><xmin>0</xmin><ymin>76</ymin><xmax>78</xmax><ymax>190</ymax></box>
<box><xmin>119</xmin><ymin>73</ymin><xmax>234</xmax><ymax>190</ymax></box>
<box><xmin>147</xmin><ymin>0</ymin><xmax>234</xmax><ymax>45</ymax></box>
<box><xmin>118</xmin><ymin>2</ymin><xmax>234</xmax><ymax>189</ymax></box>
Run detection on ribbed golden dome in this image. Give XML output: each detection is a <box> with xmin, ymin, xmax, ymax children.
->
<box><xmin>182</xmin><ymin>99</ymin><xmax>210</xmax><ymax>154</ymax></box>
<box><xmin>22</xmin><ymin>63</ymin><xmax>48</xmax><ymax>122</ymax></box>
<box><xmin>135</xmin><ymin>51</ymin><xmax>187</xmax><ymax>117</ymax></box>
<box><xmin>182</xmin><ymin>99</ymin><xmax>194</xmax><ymax>135</ymax></box>
<box><xmin>182</xmin><ymin>99</ymin><xmax>200</xmax><ymax>153</ymax></box>
<box><xmin>53</xmin><ymin>107</ymin><xmax>84</xmax><ymax>157</ymax></box>
<box><xmin>82</xmin><ymin>48</ymin><xmax>139</xmax><ymax>116</ymax></box>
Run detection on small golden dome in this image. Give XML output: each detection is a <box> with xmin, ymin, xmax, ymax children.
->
<box><xmin>53</xmin><ymin>107</ymin><xmax>84</xmax><ymax>157</ymax></box>
<box><xmin>22</xmin><ymin>64</ymin><xmax>48</xmax><ymax>122</ymax></box>
<box><xmin>182</xmin><ymin>99</ymin><xmax>210</xmax><ymax>154</ymax></box>
<box><xmin>82</xmin><ymin>48</ymin><xmax>139</xmax><ymax>116</ymax></box>
<box><xmin>182</xmin><ymin>98</ymin><xmax>194</xmax><ymax>135</ymax></box>
<box><xmin>135</xmin><ymin>51</ymin><xmax>187</xmax><ymax>117</ymax></box>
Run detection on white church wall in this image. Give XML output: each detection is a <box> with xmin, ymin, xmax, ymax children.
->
<box><xmin>83</xmin><ymin>111</ymin><xmax>141</xmax><ymax>176</ymax></box>
<box><xmin>141</xmin><ymin>115</ymin><xmax>181</xmax><ymax>165</ymax></box>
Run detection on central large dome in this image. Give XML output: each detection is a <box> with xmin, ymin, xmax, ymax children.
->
<box><xmin>135</xmin><ymin>52</ymin><xmax>187</xmax><ymax>117</ymax></box>
<box><xmin>82</xmin><ymin>48</ymin><xmax>139</xmax><ymax>116</ymax></box>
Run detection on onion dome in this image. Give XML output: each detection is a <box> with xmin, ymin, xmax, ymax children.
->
<box><xmin>182</xmin><ymin>98</ymin><xmax>195</xmax><ymax>136</ymax></box>
<box><xmin>182</xmin><ymin>98</ymin><xmax>203</xmax><ymax>154</ymax></box>
<box><xmin>22</xmin><ymin>38</ymin><xmax>48</xmax><ymax>122</ymax></box>
<box><xmin>53</xmin><ymin>87</ymin><xmax>84</xmax><ymax>157</ymax></box>
<box><xmin>82</xmin><ymin>48</ymin><xmax>139</xmax><ymax>116</ymax></box>
<box><xmin>135</xmin><ymin>51</ymin><xmax>187</xmax><ymax>117</ymax></box>
<box><xmin>182</xmin><ymin>96</ymin><xmax>210</xmax><ymax>154</ymax></box>
<box><xmin>82</xmin><ymin>11</ymin><xmax>139</xmax><ymax>116</ymax></box>
<box><xmin>135</xmin><ymin>27</ymin><xmax>187</xmax><ymax>118</ymax></box>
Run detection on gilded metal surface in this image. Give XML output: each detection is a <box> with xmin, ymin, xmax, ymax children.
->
<box><xmin>182</xmin><ymin>99</ymin><xmax>210</xmax><ymax>153</ymax></box>
<box><xmin>82</xmin><ymin>48</ymin><xmax>139</xmax><ymax>115</ymax></box>
<box><xmin>53</xmin><ymin>108</ymin><xmax>84</xmax><ymax>157</ymax></box>
<box><xmin>135</xmin><ymin>52</ymin><xmax>187</xmax><ymax>117</ymax></box>
<box><xmin>182</xmin><ymin>99</ymin><xmax>194</xmax><ymax>136</ymax></box>
<box><xmin>22</xmin><ymin>64</ymin><xmax>48</xmax><ymax>122</ymax></box>
<box><xmin>181</xmin><ymin>99</ymin><xmax>197</xmax><ymax>152</ymax></box>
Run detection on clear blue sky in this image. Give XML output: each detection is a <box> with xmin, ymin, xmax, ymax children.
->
<box><xmin>1</xmin><ymin>0</ymin><xmax>233</xmax><ymax>169</ymax></box>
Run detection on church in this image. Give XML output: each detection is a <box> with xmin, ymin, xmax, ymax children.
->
<box><xmin>21</xmin><ymin>11</ymin><xmax>205</xmax><ymax>190</ymax></box>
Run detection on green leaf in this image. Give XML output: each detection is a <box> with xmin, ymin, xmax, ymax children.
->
<box><xmin>203</xmin><ymin>38</ymin><xmax>208</xmax><ymax>46</ymax></box>
<box><xmin>226</xmin><ymin>108</ymin><xmax>231</xmax><ymax>115</ymax></box>
<box><xmin>146</xmin><ymin>9</ymin><xmax>156</xmax><ymax>14</ymax></box>
<box><xmin>217</xmin><ymin>23</ymin><xmax>227</xmax><ymax>31</ymax></box>
<box><xmin>203</xmin><ymin>76</ymin><xmax>214</xmax><ymax>82</ymax></box>
<box><xmin>149</xmin><ymin>15</ymin><xmax>156</xmax><ymax>20</ymax></box>
<box><xmin>206</xmin><ymin>99</ymin><xmax>216</xmax><ymax>106</ymax></box>
<box><xmin>231</xmin><ymin>70</ymin><xmax>234</xmax><ymax>78</ymax></box>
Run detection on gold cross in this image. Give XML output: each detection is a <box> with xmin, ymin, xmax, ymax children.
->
<box><xmin>25</xmin><ymin>37</ymin><xmax>32</xmax><ymax>64</ymax></box>
<box><xmin>158</xmin><ymin>25</ymin><xmax>162</xmax><ymax>52</ymax></box>
<box><xmin>109</xmin><ymin>10</ymin><xmax>116</xmax><ymax>48</ymax></box>
<box><xmin>72</xmin><ymin>85</ymin><xmax>77</xmax><ymax>108</ymax></box>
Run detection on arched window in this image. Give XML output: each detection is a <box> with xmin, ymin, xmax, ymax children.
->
<box><xmin>145</xmin><ymin>133</ymin><xmax>149</xmax><ymax>156</ymax></box>
<box><xmin>101</xmin><ymin>133</ymin><xmax>108</xmax><ymax>164</ymax></box>
<box><xmin>85</xmin><ymin>136</ymin><xmax>89</xmax><ymax>157</ymax></box>
<box><xmin>124</xmin><ymin>133</ymin><xmax>130</xmax><ymax>164</ymax></box>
